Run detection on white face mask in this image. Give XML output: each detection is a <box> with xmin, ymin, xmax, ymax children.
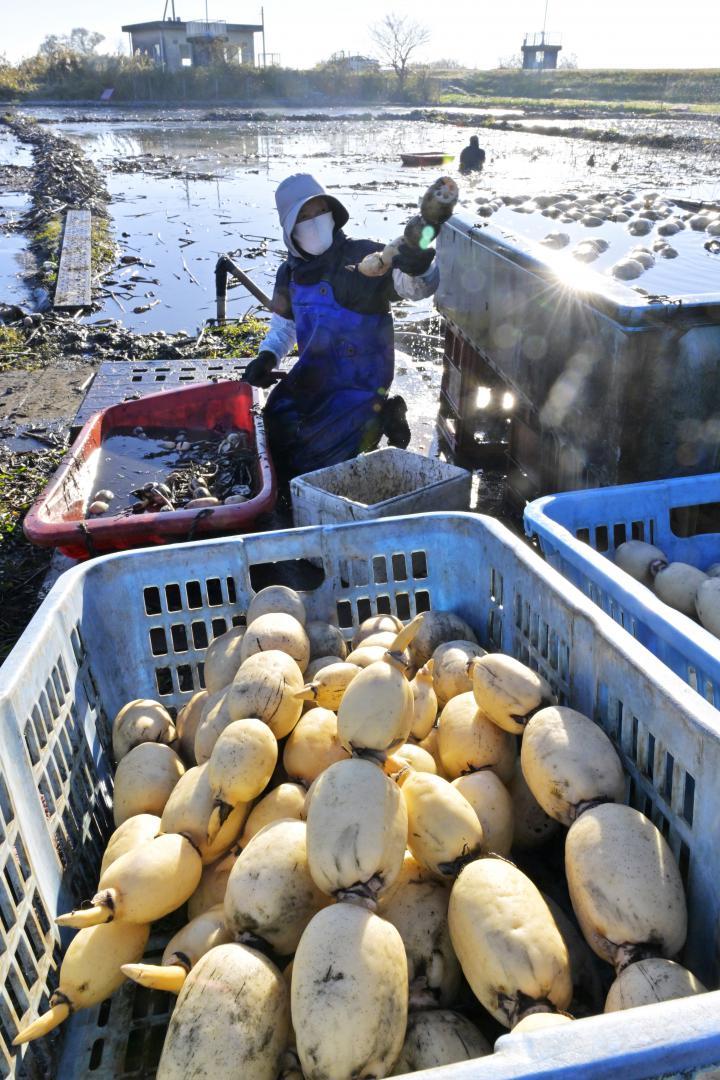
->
<box><xmin>293</xmin><ymin>211</ymin><xmax>335</xmax><ymax>256</ymax></box>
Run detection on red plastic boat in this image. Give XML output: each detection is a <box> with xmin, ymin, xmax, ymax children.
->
<box><xmin>23</xmin><ymin>380</ymin><xmax>276</xmax><ymax>559</ymax></box>
<box><xmin>400</xmin><ymin>153</ymin><xmax>454</xmax><ymax>167</ymax></box>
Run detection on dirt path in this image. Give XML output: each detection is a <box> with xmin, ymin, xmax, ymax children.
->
<box><xmin>0</xmin><ymin>360</ymin><xmax>97</xmax><ymax>428</ymax></box>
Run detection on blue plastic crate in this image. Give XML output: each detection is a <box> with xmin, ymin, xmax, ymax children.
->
<box><xmin>525</xmin><ymin>473</ymin><xmax>720</xmax><ymax>710</ymax></box>
<box><xmin>1</xmin><ymin>512</ymin><xmax>719</xmax><ymax>1078</ymax></box>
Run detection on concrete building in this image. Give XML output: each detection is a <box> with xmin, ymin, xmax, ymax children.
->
<box><xmin>122</xmin><ymin>17</ymin><xmax>263</xmax><ymax>70</ymax></box>
<box><xmin>521</xmin><ymin>31</ymin><xmax>562</xmax><ymax>70</ymax></box>
<box><xmin>327</xmin><ymin>52</ymin><xmax>380</xmax><ymax>73</ymax></box>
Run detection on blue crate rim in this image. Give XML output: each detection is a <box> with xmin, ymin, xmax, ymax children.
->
<box><xmin>443</xmin><ymin>992</ymin><xmax>720</xmax><ymax>1079</ymax></box>
<box><xmin>446</xmin><ymin>211</ymin><xmax>720</xmax><ymax>321</ymax></box>
<box><xmin>525</xmin><ymin>487</ymin><xmax>720</xmax><ymax>682</ymax></box>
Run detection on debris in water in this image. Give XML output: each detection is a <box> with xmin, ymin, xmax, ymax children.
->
<box><xmin>541</xmin><ymin>232</ymin><xmax>571</xmax><ymax>249</ymax></box>
<box><xmin>628</xmin><ymin>219</ymin><xmax>653</xmax><ymax>236</ymax></box>
<box><xmin>612</xmin><ymin>257</ymin><xmax>645</xmax><ymax>280</ymax></box>
<box><xmin>630</xmin><ymin>250</ymin><xmax>655</xmax><ymax>269</ymax></box>
<box><xmin>84</xmin><ymin>426</ymin><xmax>257</xmax><ymax>519</ymax></box>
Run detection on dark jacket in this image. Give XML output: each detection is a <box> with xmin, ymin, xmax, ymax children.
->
<box><xmin>264</xmin><ymin>230</ymin><xmax>399</xmax><ymax>479</ymax></box>
<box><xmin>269</xmin><ymin>229</ymin><xmax>399</xmax><ymax>318</ymax></box>
<box><xmin>459</xmin><ymin>144</ymin><xmax>486</xmax><ymax>173</ymax></box>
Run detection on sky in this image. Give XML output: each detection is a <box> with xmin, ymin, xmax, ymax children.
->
<box><xmin>1</xmin><ymin>0</ymin><xmax>719</xmax><ymax>70</ymax></box>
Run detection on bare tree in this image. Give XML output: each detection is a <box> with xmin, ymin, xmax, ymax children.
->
<box><xmin>369</xmin><ymin>13</ymin><xmax>430</xmax><ymax>93</ymax></box>
<box><xmin>40</xmin><ymin>28</ymin><xmax>105</xmax><ymax>57</ymax></box>
<box><xmin>69</xmin><ymin>28</ymin><xmax>105</xmax><ymax>54</ymax></box>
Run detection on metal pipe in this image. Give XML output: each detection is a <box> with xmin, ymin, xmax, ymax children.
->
<box><xmin>215</xmin><ymin>254</ymin><xmax>272</xmax><ymax>323</ymax></box>
<box><xmin>215</xmin><ymin>259</ymin><xmax>228</xmax><ymax>323</ymax></box>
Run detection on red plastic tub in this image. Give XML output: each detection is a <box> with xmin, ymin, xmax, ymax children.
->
<box><xmin>24</xmin><ymin>380</ymin><xmax>276</xmax><ymax>559</ymax></box>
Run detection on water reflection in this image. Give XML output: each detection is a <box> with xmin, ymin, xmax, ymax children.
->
<box><xmin>0</xmin><ymin>193</ymin><xmax>32</xmax><ymax>309</ymax></box>
<box><xmin>2</xmin><ymin>108</ymin><xmax>718</xmax><ymax>333</ymax></box>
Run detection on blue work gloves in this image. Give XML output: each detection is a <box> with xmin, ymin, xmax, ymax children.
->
<box><xmin>243</xmin><ymin>350</ymin><xmax>278</xmax><ymax>388</ymax></box>
<box><xmin>392</xmin><ymin>242</ymin><xmax>436</xmax><ymax>277</ymax></box>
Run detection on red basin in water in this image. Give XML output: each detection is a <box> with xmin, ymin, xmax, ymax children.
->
<box><xmin>23</xmin><ymin>380</ymin><xmax>276</xmax><ymax>559</ymax></box>
<box><xmin>400</xmin><ymin>153</ymin><xmax>454</xmax><ymax>167</ymax></box>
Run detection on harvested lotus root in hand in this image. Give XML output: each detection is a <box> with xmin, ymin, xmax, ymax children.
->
<box><xmin>357</xmin><ymin>176</ymin><xmax>459</xmax><ymax>276</ymax></box>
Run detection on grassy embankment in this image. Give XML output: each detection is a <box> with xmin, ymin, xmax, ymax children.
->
<box><xmin>1</xmin><ymin>54</ymin><xmax>719</xmax><ymax>112</ymax></box>
<box><xmin>437</xmin><ymin>68</ymin><xmax>720</xmax><ymax>113</ymax></box>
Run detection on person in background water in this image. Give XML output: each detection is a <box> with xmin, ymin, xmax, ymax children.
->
<box><xmin>243</xmin><ymin>173</ymin><xmax>439</xmax><ymax>483</ymax></box>
<box><xmin>459</xmin><ymin>135</ymin><xmax>486</xmax><ymax>174</ymax></box>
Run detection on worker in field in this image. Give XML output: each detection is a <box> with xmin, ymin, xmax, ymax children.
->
<box><xmin>243</xmin><ymin>173</ymin><xmax>438</xmax><ymax>482</ymax></box>
<box><xmin>459</xmin><ymin>135</ymin><xmax>486</xmax><ymax>174</ymax></box>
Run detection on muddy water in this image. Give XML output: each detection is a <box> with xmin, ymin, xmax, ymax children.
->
<box><xmin>0</xmin><ymin>129</ymin><xmax>32</xmax><ymax>168</ymax></box>
<box><xmin>485</xmin><ymin>201</ymin><xmax>719</xmax><ymax>299</ymax></box>
<box><xmin>0</xmin><ymin>194</ymin><xmax>33</xmax><ymax>308</ymax></box>
<box><xmin>20</xmin><ymin>107</ymin><xmax>717</xmax><ymax>335</ymax></box>
<box><xmin>87</xmin><ymin>426</ymin><xmax>254</xmax><ymax>516</ymax></box>
<box><xmin>87</xmin><ymin>430</ymin><xmax>194</xmax><ymax>515</ymax></box>
<box><xmin>70</xmin><ymin>116</ymin><xmax>471</xmax><ymax>332</ymax></box>
<box><xmin>0</xmin><ymin>129</ymin><xmax>34</xmax><ymax>310</ymax></box>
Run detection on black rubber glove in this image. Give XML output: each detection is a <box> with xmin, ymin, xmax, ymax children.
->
<box><xmin>382</xmin><ymin>395</ymin><xmax>411</xmax><ymax>449</ymax></box>
<box><xmin>243</xmin><ymin>350</ymin><xmax>278</xmax><ymax>388</ymax></box>
<box><xmin>392</xmin><ymin>242</ymin><xmax>436</xmax><ymax>277</ymax></box>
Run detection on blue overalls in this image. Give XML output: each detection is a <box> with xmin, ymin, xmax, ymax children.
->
<box><xmin>264</xmin><ymin>278</ymin><xmax>394</xmax><ymax>479</ymax></box>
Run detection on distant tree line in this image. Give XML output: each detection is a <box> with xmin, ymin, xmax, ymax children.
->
<box><xmin>0</xmin><ymin>14</ymin><xmax>438</xmax><ymax>103</ymax></box>
<box><xmin>0</xmin><ymin>25</ymin><xmax>718</xmax><ymax>108</ymax></box>
<box><xmin>0</xmin><ymin>24</ymin><xmax>442</xmax><ymax>105</ymax></box>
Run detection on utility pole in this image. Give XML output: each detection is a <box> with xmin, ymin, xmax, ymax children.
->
<box><xmin>261</xmin><ymin>6</ymin><xmax>266</xmax><ymax>67</ymax></box>
<box><xmin>542</xmin><ymin>0</ymin><xmax>549</xmax><ymax>43</ymax></box>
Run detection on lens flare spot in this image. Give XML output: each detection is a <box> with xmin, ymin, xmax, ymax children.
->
<box><xmin>419</xmin><ymin>225</ymin><xmax>436</xmax><ymax>250</ymax></box>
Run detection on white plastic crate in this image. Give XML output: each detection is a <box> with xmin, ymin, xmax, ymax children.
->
<box><xmin>1</xmin><ymin>513</ymin><xmax>720</xmax><ymax>1078</ymax></box>
<box><xmin>290</xmin><ymin>447</ymin><xmax>471</xmax><ymax>527</ymax></box>
<box><xmin>524</xmin><ymin>473</ymin><xmax>720</xmax><ymax>709</ymax></box>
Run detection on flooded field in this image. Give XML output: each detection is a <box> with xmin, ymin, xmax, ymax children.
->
<box><xmin>0</xmin><ymin>101</ymin><xmax>717</xmax><ymax>648</ymax></box>
<box><xmin>2</xmin><ymin>105</ymin><xmax>717</xmax><ymax>335</ymax></box>
<box><xmin>0</xmin><ymin>129</ymin><xmax>33</xmax><ymax>309</ymax></box>
<box><xmin>0</xmin><ymin>194</ymin><xmax>31</xmax><ymax>308</ymax></box>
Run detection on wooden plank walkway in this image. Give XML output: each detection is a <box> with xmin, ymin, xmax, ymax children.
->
<box><xmin>54</xmin><ymin>209</ymin><xmax>92</xmax><ymax>309</ymax></box>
